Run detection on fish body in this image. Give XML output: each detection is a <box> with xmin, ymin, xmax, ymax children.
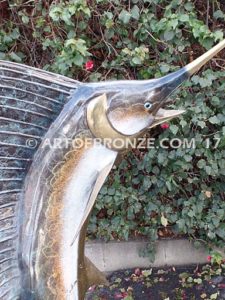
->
<box><xmin>0</xmin><ymin>39</ymin><xmax>224</xmax><ymax>299</ymax></box>
<box><xmin>21</xmin><ymin>141</ymin><xmax>116</xmax><ymax>299</ymax></box>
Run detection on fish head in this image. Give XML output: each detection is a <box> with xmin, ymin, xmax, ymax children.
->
<box><xmin>106</xmin><ymin>73</ymin><xmax>187</xmax><ymax>136</ymax></box>
<box><xmin>107</xmin><ymin>39</ymin><xmax>225</xmax><ymax>135</ymax></box>
<box><xmin>87</xmin><ymin>39</ymin><xmax>225</xmax><ymax>145</ymax></box>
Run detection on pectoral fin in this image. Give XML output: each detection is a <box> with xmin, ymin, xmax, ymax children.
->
<box><xmin>71</xmin><ymin>157</ymin><xmax>116</xmax><ymax>246</ymax></box>
<box><xmin>75</xmin><ymin>156</ymin><xmax>116</xmax><ymax>299</ymax></box>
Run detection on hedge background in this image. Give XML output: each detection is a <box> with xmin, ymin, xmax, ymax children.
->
<box><xmin>1</xmin><ymin>0</ymin><xmax>224</xmax><ymax>259</ymax></box>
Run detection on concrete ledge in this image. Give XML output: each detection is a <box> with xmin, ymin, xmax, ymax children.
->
<box><xmin>85</xmin><ymin>239</ymin><xmax>208</xmax><ymax>272</ymax></box>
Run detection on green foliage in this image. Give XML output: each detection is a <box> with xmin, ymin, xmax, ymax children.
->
<box><xmin>89</xmin><ymin>65</ymin><xmax>225</xmax><ymax>252</ymax></box>
<box><xmin>1</xmin><ymin>0</ymin><xmax>224</xmax><ymax>257</ymax></box>
<box><xmin>53</xmin><ymin>38</ymin><xmax>90</xmax><ymax>74</ymax></box>
<box><xmin>210</xmin><ymin>251</ymin><xmax>224</xmax><ymax>265</ymax></box>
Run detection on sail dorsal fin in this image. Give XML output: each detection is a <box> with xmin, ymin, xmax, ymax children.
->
<box><xmin>0</xmin><ymin>60</ymin><xmax>79</xmax><ymax>299</ymax></box>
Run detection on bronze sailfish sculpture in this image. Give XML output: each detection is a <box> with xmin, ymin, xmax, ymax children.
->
<box><xmin>0</xmin><ymin>39</ymin><xmax>225</xmax><ymax>299</ymax></box>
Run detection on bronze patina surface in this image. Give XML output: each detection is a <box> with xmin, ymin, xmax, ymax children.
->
<box><xmin>0</xmin><ymin>40</ymin><xmax>224</xmax><ymax>300</ymax></box>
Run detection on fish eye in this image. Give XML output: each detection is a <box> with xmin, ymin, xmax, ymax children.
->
<box><xmin>144</xmin><ymin>102</ymin><xmax>152</xmax><ymax>110</ymax></box>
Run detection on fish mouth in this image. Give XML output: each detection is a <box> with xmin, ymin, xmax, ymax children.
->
<box><xmin>149</xmin><ymin>108</ymin><xmax>185</xmax><ymax>128</ymax></box>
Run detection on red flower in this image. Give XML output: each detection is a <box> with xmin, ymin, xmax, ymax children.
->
<box><xmin>85</xmin><ymin>60</ymin><xmax>94</xmax><ymax>71</ymax></box>
<box><xmin>207</xmin><ymin>255</ymin><xmax>212</xmax><ymax>262</ymax></box>
<box><xmin>114</xmin><ymin>293</ymin><xmax>124</xmax><ymax>299</ymax></box>
<box><xmin>114</xmin><ymin>292</ymin><xmax>128</xmax><ymax>299</ymax></box>
<box><xmin>160</xmin><ymin>122</ymin><xmax>170</xmax><ymax>129</ymax></box>
<box><xmin>122</xmin><ymin>292</ymin><xmax>128</xmax><ymax>298</ymax></box>
<box><xmin>182</xmin><ymin>291</ymin><xmax>187</xmax><ymax>299</ymax></box>
<box><xmin>134</xmin><ymin>268</ymin><xmax>141</xmax><ymax>276</ymax></box>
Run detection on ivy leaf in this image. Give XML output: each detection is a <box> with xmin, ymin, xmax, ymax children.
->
<box><xmin>192</xmin><ymin>75</ymin><xmax>200</xmax><ymax>85</ymax></box>
<box><xmin>184</xmin><ymin>2</ymin><xmax>194</xmax><ymax>11</ymax></box>
<box><xmin>197</xmin><ymin>159</ymin><xmax>206</xmax><ymax>169</ymax></box>
<box><xmin>0</xmin><ymin>52</ymin><xmax>5</xmax><ymax>59</ymax></box>
<box><xmin>169</xmin><ymin>19</ymin><xmax>178</xmax><ymax>29</ymax></box>
<box><xmin>9</xmin><ymin>52</ymin><xmax>22</xmax><ymax>62</ymax></box>
<box><xmin>49</xmin><ymin>6</ymin><xmax>62</xmax><ymax>21</ymax></box>
<box><xmin>178</xmin><ymin>45</ymin><xmax>185</xmax><ymax>52</ymax></box>
<box><xmin>209</xmin><ymin>116</ymin><xmax>220</xmax><ymax>124</ymax></box>
<box><xmin>180</xmin><ymin>119</ymin><xmax>187</xmax><ymax>127</ymax></box>
<box><xmin>170</xmin><ymin>124</ymin><xmax>179</xmax><ymax>135</ymax></box>
<box><xmin>184</xmin><ymin>155</ymin><xmax>192</xmax><ymax>162</ymax></box>
<box><xmin>73</xmin><ymin>53</ymin><xmax>84</xmax><ymax>66</ymax></box>
<box><xmin>176</xmin><ymin>219</ymin><xmax>186</xmax><ymax>230</ymax></box>
<box><xmin>202</xmin><ymin>38</ymin><xmax>214</xmax><ymax>50</ymax></box>
<box><xmin>188</xmin><ymin>210</ymin><xmax>195</xmax><ymax>217</ymax></box>
<box><xmin>158</xmin><ymin>152</ymin><xmax>166</xmax><ymax>164</ymax></box>
<box><xmin>131</xmin><ymin>5</ymin><xmax>140</xmax><ymax>20</ymax></box>
<box><xmin>199</xmin><ymin>77</ymin><xmax>212</xmax><ymax>88</ymax></box>
<box><xmin>213</xmin><ymin>10</ymin><xmax>225</xmax><ymax>20</ymax></box>
<box><xmin>160</xmin><ymin>64</ymin><xmax>170</xmax><ymax>73</ymax></box>
<box><xmin>198</xmin><ymin>121</ymin><xmax>206</xmax><ymax>129</ymax></box>
<box><xmin>205</xmin><ymin>166</ymin><xmax>212</xmax><ymax>175</ymax></box>
<box><xmin>119</xmin><ymin>10</ymin><xmax>131</xmax><ymax>24</ymax></box>
<box><xmin>164</xmin><ymin>30</ymin><xmax>175</xmax><ymax>41</ymax></box>
<box><xmin>21</xmin><ymin>15</ymin><xmax>29</xmax><ymax>24</ymax></box>
<box><xmin>211</xmin><ymin>96</ymin><xmax>220</xmax><ymax>106</ymax></box>
<box><xmin>108</xmin><ymin>188</ymin><xmax>115</xmax><ymax>196</ymax></box>
<box><xmin>11</xmin><ymin>28</ymin><xmax>20</xmax><ymax>39</ymax></box>
<box><xmin>132</xmin><ymin>57</ymin><xmax>142</xmax><ymax>65</ymax></box>
<box><xmin>179</xmin><ymin>14</ymin><xmax>189</xmax><ymax>22</ymax></box>
<box><xmin>214</xmin><ymin>30</ymin><xmax>224</xmax><ymax>41</ymax></box>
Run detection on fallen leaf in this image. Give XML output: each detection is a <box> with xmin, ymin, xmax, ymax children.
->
<box><xmin>142</xmin><ymin>269</ymin><xmax>152</xmax><ymax>277</ymax></box>
<box><xmin>179</xmin><ymin>272</ymin><xmax>190</xmax><ymax>279</ymax></box>
<box><xmin>194</xmin><ymin>278</ymin><xmax>203</xmax><ymax>284</ymax></box>
<box><xmin>205</xmin><ymin>191</ymin><xmax>212</xmax><ymax>198</ymax></box>
<box><xmin>157</xmin><ymin>269</ymin><xmax>166</xmax><ymax>274</ymax></box>
<box><xmin>210</xmin><ymin>292</ymin><xmax>219</xmax><ymax>299</ymax></box>
<box><xmin>161</xmin><ymin>214</ymin><xmax>168</xmax><ymax>227</ymax></box>
<box><xmin>115</xmin><ymin>278</ymin><xmax>122</xmax><ymax>284</ymax></box>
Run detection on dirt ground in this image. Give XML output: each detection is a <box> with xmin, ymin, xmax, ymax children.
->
<box><xmin>85</xmin><ymin>264</ymin><xmax>225</xmax><ymax>300</ymax></box>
